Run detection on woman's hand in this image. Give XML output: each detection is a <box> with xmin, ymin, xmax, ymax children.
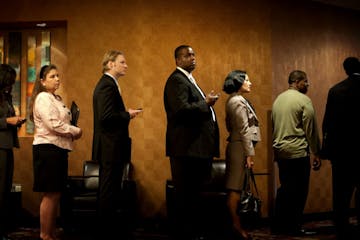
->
<box><xmin>7</xmin><ymin>116</ymin><xmax>26</xmax><ymax>126</ymax></box>
<box><xmin>245</xmin><ymin>156</ymin><xmax>254</xmax><ymax>169</ymax></box>
<box><xmin>73</xmin><ymin>128</ymin><xmax>82</xmax><ymax>140</ymax></box>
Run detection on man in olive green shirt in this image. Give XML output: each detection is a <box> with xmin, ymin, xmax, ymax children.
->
<box><xmin>271</xmin><ymin>70</ymin><xmax>321</xmax><ymax>236</ymax></box>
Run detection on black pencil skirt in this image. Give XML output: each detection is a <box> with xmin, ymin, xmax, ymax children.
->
<box><xmin>32</xmin><ymin>144</ymin><xmax>69</xmax><ymax>192</ymax></box>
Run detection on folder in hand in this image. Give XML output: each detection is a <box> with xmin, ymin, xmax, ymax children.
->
<box><xmin>70</xmin><ymin>101</ymin><xmax>80</xmax><ymax>126</ymax></box>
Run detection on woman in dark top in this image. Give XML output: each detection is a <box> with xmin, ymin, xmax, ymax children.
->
<box><xmin>0</xmin><ymin>64</ymin><xmax>26</xmax><ymax>240</ymax></box>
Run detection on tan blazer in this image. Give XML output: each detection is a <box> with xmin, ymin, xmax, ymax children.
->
<box><xmin>225</xmin><ymin>93</ymin><xmax>261</xmax><ymax>156</ymax></box>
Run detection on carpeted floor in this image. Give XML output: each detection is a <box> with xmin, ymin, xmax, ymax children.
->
<box><xmin>6</xmin><ymin>218</ymin><xmax>342</xmax><ymax>240</ymax></box>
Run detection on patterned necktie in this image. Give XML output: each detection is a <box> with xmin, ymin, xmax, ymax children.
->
<box><xmin>189</xmin><ymin>75</ymin><xmax>216</xmax><ymax>122</ymax></box>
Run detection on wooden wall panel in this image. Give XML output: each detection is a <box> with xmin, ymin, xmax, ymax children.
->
<box><xmin>271</xmin><ymin>0</ymin><xmax>360</xmax><ymax>213</ymax></box>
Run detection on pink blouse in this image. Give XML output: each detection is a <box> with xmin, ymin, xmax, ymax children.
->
<box><xmin>32</xmin><ymin>92</ymin><xmax>81</xmax><ymax>151</ymax></box>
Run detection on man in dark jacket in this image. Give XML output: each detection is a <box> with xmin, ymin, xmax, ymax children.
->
<box><xmin>92</xmin><ymin>50</ymin><xmax>142</xmax><ymax>239</ymax></box>
<box><xmin>321</xmin><ymin>57</ymin><xmax>360</xmax><ymax>240</ymax></box>
<box><xmin>164</xmin><ymin>45</ymin><xmax>220</xmax><ymax>240</ymax></box>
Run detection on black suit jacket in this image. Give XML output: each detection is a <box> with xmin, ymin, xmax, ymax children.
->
<box><xmin>92</xmin><ymin>74</ymin><xmax>131</xmax><ymax>164</ymax></box>
<box><xmin>0</xmin><ymin>95</ymin><xmax>19</xmax><ymax>149</ymax></box>
<box><xmin>321</xmin><ymin>74</ymin><xmax>360</xmax><ymax>160</ymax></box>
<box><xmin>163</xmin><ymin>69</ymin><xmax>220</xmax><ymax>159</ymax></box>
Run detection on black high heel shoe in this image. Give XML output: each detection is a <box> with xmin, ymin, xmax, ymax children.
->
<box><xmin>231</xmin><ymin>227</ymin><xmax>252</xmax><ymax>240</ymax></box>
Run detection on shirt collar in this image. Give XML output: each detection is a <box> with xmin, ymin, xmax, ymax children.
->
<box><xmin>176</xmin><ymin>66</ymin><xmax>192</xmax><ymax>79</ymax></box>
<box><xmin>105</xmin><ymin>72</ymin><xmax>120</xmax><ymax>88</ymax></box>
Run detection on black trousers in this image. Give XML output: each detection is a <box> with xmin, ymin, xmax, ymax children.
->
<box><xmin>0</xmin><ymin>149</ymin><xmax>14</xmax><ymax>236</ymax></box>
<box><xmin>97</xmin><ymin>160</ymin><xmax>129</xmax><ymax>238</ymax></box>
<box><xmin>331</xmin><ymin>158</ymin><xmax>360</xmax><ymax>239</ymax></box>
<box><xmin>273</xmin><ymin>156</ymin><xmax>310</xmax><ymax>232</ymax></box>
<box><xmin>170</xmin><ymin>156</ymin><xmax>212</xmax><ymax>239</ymax></box>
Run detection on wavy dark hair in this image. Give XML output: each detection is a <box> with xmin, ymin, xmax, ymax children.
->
<box><xmin>222</xmin><ymin>70</ymin><xmax>247</xmax><ymax>94</ymax></box>
<box><xmin>0</xmin><ymin>64</ymin><xmax>16</xmax><ymax>104</ymax></box>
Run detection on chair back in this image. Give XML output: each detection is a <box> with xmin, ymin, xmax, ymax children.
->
<box><xmin>83</xmin><ymin>160</ymin><xmax>99</xmax><ymax>190</ymax></box>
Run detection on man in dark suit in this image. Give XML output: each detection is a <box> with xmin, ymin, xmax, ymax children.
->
<box><xmin>321</xmin><ymin>56</ymin><xmax>360</xmax><ymax>239</ymax></box>
<box><xmin>163</xmin><ymin>45</ymin><xmax>220</xmax><ymax>240</ymax></box>
<box><xmin>92</xmin><ymin>50</ymin><xmax>142</xmax><ymax>239</ymax></box>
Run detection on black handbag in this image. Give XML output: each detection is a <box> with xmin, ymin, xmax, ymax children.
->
<box><xmin>237</xmin><ymin>168</ymin><xmax>262</xmax><ymax>225</ymax></box>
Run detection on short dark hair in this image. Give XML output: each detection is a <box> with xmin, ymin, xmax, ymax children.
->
<box><xmin>288</xmin><ymin>70</ymin><xmax>306</xmax><ymax>84</ymax></box>
<box><xmin>174</xmin><ymin>45</ymin><xmax>190</xmax><ymax>59</ymax></box>
<box><xmin>343</xmin><ymin>57</ymin><xmax>360</xmax><ymax>76</ymax></box>
<box><xmin>222</xmin><ymin>70</ymin><xmax>247</xmax><ymax>94</ymax></box>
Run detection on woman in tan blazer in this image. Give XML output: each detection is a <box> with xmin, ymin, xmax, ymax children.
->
<box><xmin>223</xmin><ymin>70</ymin><xmax>261</xmax><ymax>240</ymax></box>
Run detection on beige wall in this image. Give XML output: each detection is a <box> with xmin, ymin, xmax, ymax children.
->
<box><xmin>2</xmin><ymin>0</ymin><xmax>360</xmax><ymax>219</ymax></box>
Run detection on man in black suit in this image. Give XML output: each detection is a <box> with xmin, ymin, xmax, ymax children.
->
<box><xmin>321</xmin><ymin>57</ymin><xmax>360</xmax><ymax>239</ymax></box>
<box><xmin>92</xmin><ymin>50</ymin><xmax>141</xmax><ymax>239</ymax></box>
<box><xmin>163</xmin><ymin>45</ymin><xmax>220</xmax><ymax>240</ymax></box>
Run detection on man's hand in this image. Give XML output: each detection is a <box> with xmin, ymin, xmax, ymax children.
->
<box><xmin>128</xmin><ymin>108</ymin><xmax>143</xmax><ymax>119</ymax></box>
<box><xmin>206</xmin><ymin>90</ymin><xmax>220</xmax><ymax>106</ymax></box>
<box><xmin>312</xmin><ymin>156</ymin><xmax>321</xmax><ymax>171</ymax></box>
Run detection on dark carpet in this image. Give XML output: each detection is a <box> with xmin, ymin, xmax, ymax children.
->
<box><xmin>6</xmin><ymin>217</ymin><xmax>344</xmax><ymax>240</ymax></box>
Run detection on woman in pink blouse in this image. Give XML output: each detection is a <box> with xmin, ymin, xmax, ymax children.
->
<box><xmin>29</xmin><ymin>64</ymin><xmax>82</xmax><ymax>240</ymax></box>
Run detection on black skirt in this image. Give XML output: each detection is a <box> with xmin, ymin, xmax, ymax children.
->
<box><xmin>32</xmin><ymin>144</ymin><xmax>68</xmax><ymax>192</ymax></box>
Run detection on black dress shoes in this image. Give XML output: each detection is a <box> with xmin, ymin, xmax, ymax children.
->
<box><xmin>230</xmin><ymin>227</ymin><xmax>252</xmax><ymax>240</ymax></box>
<box><xmin>192</xmin><ymin>236</ymin><xmax>206</xmax><ymax>240</ymax></box>
<box><xmin>271</xmin><ymin>226</ymin><xmax>317</xmax><ymax>236</ymax></box>
<box><xmin>290</xmin><ymin>228</ymin><xmax>317</xmax><ymax>236</ymax></box>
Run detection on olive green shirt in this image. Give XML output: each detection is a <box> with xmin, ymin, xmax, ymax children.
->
<box><xmin>271</xmin><ymin>89</ymin><xmax>321</xmax><ymax>159</ymax></box>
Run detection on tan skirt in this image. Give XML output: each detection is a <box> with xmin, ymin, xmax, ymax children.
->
<box><xmin>225</xmin><ymin>141</ymin><xmax>247</xmax><ymax>191</ymax></box>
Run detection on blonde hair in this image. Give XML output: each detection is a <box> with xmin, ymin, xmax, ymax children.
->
<box><xmin>102</xmin><ymin>50</ymin><xmax>123</xmax><ymax>73</ymax></box>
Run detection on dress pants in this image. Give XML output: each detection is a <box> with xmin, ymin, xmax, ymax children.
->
<box><xmin>272</xmin><ymin>156</ymin><xmax>310</xmax><ymax>233</ymax></box>
<box><xmin>170</xmin><ymin>156</ymin><xmax>212</xmax><ymax>240</ymax></box>
<box><xmin>97</xmin><ymin>160</ymin><xmax>131</xmax><ymax>239</ymax></box>
<box><xmin>0</xmin><ymin>149</ymin><xmax>14</xmax><ymax>237</ymax></box>
<box><xmin>331</xmin><ymin>157</ymin><xmax>360</xmax><ymax>239</ymax></box>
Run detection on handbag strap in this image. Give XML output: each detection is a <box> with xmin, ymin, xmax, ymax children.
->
<box><xmin>249</xmin><ymin>168</ymin><xmax>260</xmax><ymax>197</ymax></box>
<box><xmin>242</xmin><ymin>168</ymin><xmax>260</xmax><ymax>196</ymax></box>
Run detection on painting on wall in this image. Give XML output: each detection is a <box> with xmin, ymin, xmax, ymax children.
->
<box><xmin>26</xmin><ymin>31</ymin><xmax>51</xmax><ymax>134</ymax></box>
<box><xmin>41</xmin><ymin>31</ymin><xmax>51</xmax><ymax>66</ymax></box>
<box><xmin>26</xmin><ymin>35</ymin><xmax>36</xmax><ymax>134</ymax></box>
<box><xmin>0</xmin><ymin>35</ymin><xmax>3</xmax><ymax>63</ymax></box>
<box><xmin>0</xmin><ymin>30</ymin><xmax>51</xmax><ymax>134</ymax></box>
<box><xmin>8</xmin><ymin>32</ymin><xmax>21</xmax><ymax>116</ymax></box>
